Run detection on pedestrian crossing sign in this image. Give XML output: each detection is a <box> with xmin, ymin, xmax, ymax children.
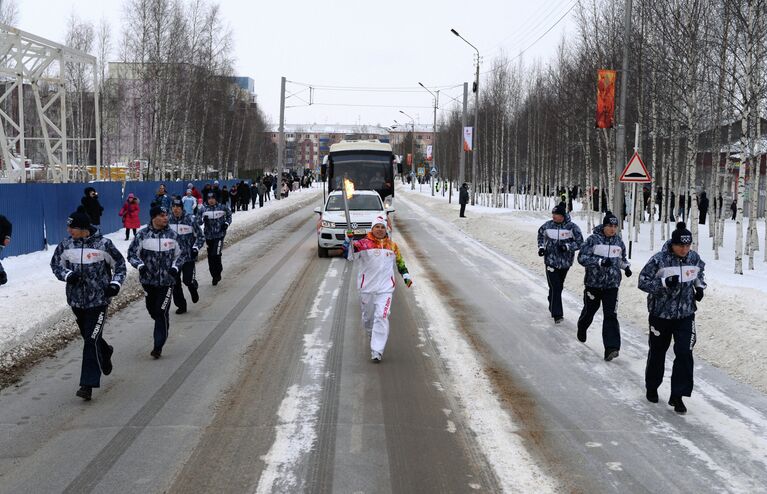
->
<box><xmin>619</xmin><ymin>151</ymin><xmax>652</xmax><ymax>183</ymax></box>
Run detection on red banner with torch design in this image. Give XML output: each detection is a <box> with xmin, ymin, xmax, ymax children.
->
<box><xmin>595</xmin><ymin>69</ymin><xmax>616</xmax><ymax>129</ymax></box>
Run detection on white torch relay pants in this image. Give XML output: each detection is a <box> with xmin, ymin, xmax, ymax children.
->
<box><xmin>359</xmin><ymin>292</ymin><xmax>393</xmax><ymax>354</ymax></box>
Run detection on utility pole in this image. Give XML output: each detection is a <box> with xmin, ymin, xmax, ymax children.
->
<box><xmin>400</xmin><ymin>110</ymin><xmax>416</xmax><ymax>190</ymax></box>
<box><xmin>460</xmin><ymin>82</ymin><xmax>468</xmax><ymax>186</ymax></box>
<box><xmin>614</xmin><ymin>0</ymin><xmax>633</xmax><ymax>224</ymax></box>
<box><xmin>419</xmin><ymin>82</ymin><xmax>439</xmax><ymax>196</ymax></box>
<box><xmin>472</xmin><ymin>54</ymin><xmax>479</xmax><ymax>206</ymax></box>
<box><xmin>432</xmin><ymin>90</ymin><xmax>438</xmax><ymax>196</ymax></box>
<box><xmin>277</xmin><ymin>76</ymin><xmax>285</xmax><ymax>200</ymax></box>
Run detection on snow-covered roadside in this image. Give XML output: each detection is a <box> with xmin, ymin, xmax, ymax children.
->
<box><xmin>0</xmin><ymin>187</ymin><xmax>322</xmax><ymax>380</ymax></box>
<box><xmin>395</xmin><ymin>216</ymin><xmax>561</xmax><ymax>492</ymax></box>
<box><xmin>396</xmin><ymin>184</ymin><xmax>767</xmax><ymax>394</ymax></box>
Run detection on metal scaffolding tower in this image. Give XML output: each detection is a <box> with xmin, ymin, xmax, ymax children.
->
<box><xmin>0</xmin><ymin>22</ymin><xmax>100</xmax><ymax>183</ymax></box>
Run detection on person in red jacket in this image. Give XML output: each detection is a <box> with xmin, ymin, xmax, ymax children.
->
<box><xmin>343</xmin><ymin>215</ymin><xmax>412</xmax><ymax>362</ymax></box>
<box><xmin>119</xmin><ymin>193</ymin><xmax>141</xmax><ymax>240</ymax></box>
<box><xmin>188</xmin><ymin>183</ymin><xmax>203</xmax><ymax>205</ymax></box>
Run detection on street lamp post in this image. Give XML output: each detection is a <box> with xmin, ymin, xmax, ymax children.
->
<box><xmin>451</xmin><ymin>28</ymin><xmax>480</xmax><ymax>205</ymax></box>
<box><xmin>418</xmin><ymin>82</ymin><xmax>439</xmax><ymax>197</ymax></box>
<box><xmin>399</xmin><ymin>110</ymin><xmax>416</xmax><ymax>190</ymax></box>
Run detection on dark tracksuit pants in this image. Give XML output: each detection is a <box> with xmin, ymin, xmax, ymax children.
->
<box><xmin>645</xmin><ymin>315</ymin><xmax>696</xmax><ymax>397</ymax></box>
<box><xmin>72</xmin><ymin>306</ymin><xmax>109</xmax><ymax>387</ymax></box>
<box><xmin>577</xmin><ymin>287</ymin><xmax>620</xmax><ymax>350</ymax></box>
<box><xmin>172</xmin><ymin>261</ymin><xmax>198</xmax><ymax>310</ymax></box>
<box><xmin>143</xmin><ymin>284</ymin><xmax>173</xmax><ymax>352</ymax></box>
<box><xmin>545</xmin><ymin>266</ymin><xmax>569</xmax><ymax>319</ymax></box>
<box><xmin>459</xmin><ymin>203</ymin><xmax>466</xmax><ymax>217</ymax></box>
<box><xmin>206</xmin><ymin>238</ymin><xmax>224</xmax><ymax>279</ymax></box>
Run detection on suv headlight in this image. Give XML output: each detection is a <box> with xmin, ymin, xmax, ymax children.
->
<box><xmin>321</xmin><ymin>220</ymin><xmax>336</xmax><ymax>228</ymax></box>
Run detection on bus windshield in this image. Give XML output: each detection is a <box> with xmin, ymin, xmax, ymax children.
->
<box><xmin>328</xmin><ymin>152</ymin><xmax>393</xmax><ymax>199</ymax></box>
<box><xmin>325</xmin><ymin>194</ymin><xmax>383</xmax><ymax>212</ymax></box>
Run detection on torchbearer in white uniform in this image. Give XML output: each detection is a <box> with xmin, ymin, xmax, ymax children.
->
<box><xmin>343</xmin><ymin>215</ymin><xmax>412</xmax><ymax>362</ymax></box>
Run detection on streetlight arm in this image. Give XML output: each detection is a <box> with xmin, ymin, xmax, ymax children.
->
<box><xmin>450</xmin><ymin>28</ymin><xmax>480</xmax><ymax>56</ymax></box>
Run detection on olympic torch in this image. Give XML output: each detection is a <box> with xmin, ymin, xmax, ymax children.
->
<box><xmin>342</xmin><ymin>176</ymin><xmax>355</xmax><ymax>259</ymax></box>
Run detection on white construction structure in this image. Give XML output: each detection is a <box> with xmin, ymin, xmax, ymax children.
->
<box><xmin>0</xmin><ymin>22</ymin><xmax>100</xmax><ymax>183</ymax></box>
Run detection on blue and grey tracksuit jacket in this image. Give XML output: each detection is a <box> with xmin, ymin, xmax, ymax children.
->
<box><xmin>169</xmin><ymin>213</ymin><xmax>204</xmax><ymax>259</ymax></box>
<box><xmin>50</xmin><ymin>232</ymin><xmax>127</xmax><ymax>308</ymax></box>
<box><xmin>127</xmin><ymin>225</ymin><xmax>184</xmax><ymax>286</ymax></box>
<box><xmin>537</xmin><ymin>215</ymin><xmax>584</xmax><ymax>269</ymax></box>
<box><xmin>638</xmin><ymin>240</ymin><xmax>706</xmax><ymax>320</ymax></box>
<box><xmin>577</xmin><ymin>225</ymin><xmax>629</xmax><ymax>289</ymax></box>
<box><xmin>198</xmin><ymin>203</ymin><xmax>232</xmax><ymax>240</ymax></box>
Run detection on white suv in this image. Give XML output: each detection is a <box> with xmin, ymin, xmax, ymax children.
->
<box><xmin>314</xmin><ymin>190</ymin><xmax>394</xmax><ymax>257</ymax></box>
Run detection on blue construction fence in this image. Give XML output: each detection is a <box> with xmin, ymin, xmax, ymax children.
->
<box><xmin>0</xmin><ymin>179</ymin><xmax>247</xmax><ymax>258</ymax></box>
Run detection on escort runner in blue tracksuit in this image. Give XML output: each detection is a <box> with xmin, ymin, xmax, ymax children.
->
<box><xmin>50</xmin><ymin>209</ymin><xmax>127</xmax><ymax>401</ymax></box>
<box><xmin>128</xmin><ymin>205</ymin><xmax>184</xmax><ymax>359</ymax></box>
<box><xmin>638</xmin><ymin>222</ymin><xmax>706</xmax><ymax>414</ymax></box>
<box><xmin>576</xmin><ymin>212</ymin><xmax>631</xmax><ymax>361</ymax></box>
<box><xmin>198</xmin><ymin>191</ymin><xmax>232</xmax><ymax>286</ymax></box>
<box><xmin>537</xmin><ymin>202</ymin><xmax>583</xmax><ymax>323</ymax></box>
<box><xmin>169</xmin><ymin>197</ymin><xmax>204</xmax><ymax>314</ymax></box>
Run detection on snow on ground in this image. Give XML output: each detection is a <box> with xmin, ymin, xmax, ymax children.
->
<box><xmin>397</xmin><ymin>183</ymin><xmax>767</xmax><ymax>393</ymax></box>
<box><xmin>0</xmin><ymin>186</ymin><xmax>322</xmax><ymax>360</ymax></box>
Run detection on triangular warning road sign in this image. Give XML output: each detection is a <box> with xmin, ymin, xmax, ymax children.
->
<box><xmin>619</xmin><ymin>151</ymin><xmax>652</xmax><ymax>183</ymax></box>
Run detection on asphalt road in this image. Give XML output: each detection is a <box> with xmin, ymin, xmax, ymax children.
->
<box><xmin>0</xmin><ymin>202</ymin><xmax>499</xmax><ymax>493</ymax></box>
<box><xmin>2</xmin><ymin>195</ymin><xmax>766</xmax><ymax>493</ymax></box>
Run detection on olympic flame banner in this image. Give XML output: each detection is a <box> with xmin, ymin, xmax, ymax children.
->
<box><xmin>595</xmin><ymin>69</ymin><xmax>616</xmax><ymax>129</ymax></box>
<box><xmin>426</xmin><ymin>145</ymin><xmax>433</xmax><ymax>161</ymax></box>
<box><xmin>463</xmin><ymin>126</ymin><xmax>473</xmax><ymax>151</ymax></box>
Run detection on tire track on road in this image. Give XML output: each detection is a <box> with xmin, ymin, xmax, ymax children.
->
<box><xmin>63</xmin><ymin>222</ymin><xmax>315</xmax><ymax>493</ymax></box>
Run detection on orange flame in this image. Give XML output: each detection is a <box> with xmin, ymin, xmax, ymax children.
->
<box><xmin>344</xmin><ymin>178</ymin><xmax>355</xmax><ymax>200</ymax></box>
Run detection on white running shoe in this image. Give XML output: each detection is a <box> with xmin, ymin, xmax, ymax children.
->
<box><xmin>371</xmin><ymin>351</ymin><xmax>382</xmax><ymax>362</ymax></box>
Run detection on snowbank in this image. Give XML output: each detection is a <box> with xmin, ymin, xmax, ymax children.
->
<box><xmin>397</xmin><ymin>184</ymin><xmax>767</xmax><ymax>393</ymax></box>
<box><xmin>0</xmin><ymin>186</ymin><xmax>322</xmax><ymax>378</ymax></box>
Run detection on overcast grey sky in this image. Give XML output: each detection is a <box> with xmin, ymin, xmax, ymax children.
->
<box><xmin>16</xmin><ymin>0</ymin><xmax>577</xmax><ymax>128</ymax></box>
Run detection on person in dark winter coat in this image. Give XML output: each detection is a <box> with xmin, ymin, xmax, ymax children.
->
<box><xmin>0</xmin><ymin>214</ymin><xmax>11</xmax><ymax>285</ymax></box>
<box><xmin>50</xmin><ymin>209</ymin><xmax>127</xmax><ymax>400</ymax></box>
<box><xmin>730</xmin><ymin>199</ymin><xmax>737</xmax><ymax>220</ymax></box>
<box><xmin>459</xmin><ymin>183</ymin><xmax>469</xmax><ymax>217</ymax></box>
<box><xmin>168</xmin><ymin>198</ymin><xmax>204</xmax><ymax>314</ymax></box>
<box><xmin>239</xmin><ymin>181</ymin><xmax>251</xmax><ymax>211</ymax></box>
<box><xmin>198</xmin><ymin>191</ymin><xmax>232</xmax><ymax>286</ymax></box>
<box><xmin>127</xmin><ymin>205</ymin><xmax>184</xmax><ymax>359</ymax></box>
<box><xmin>152</xmin><ymin>184</ymin><xmax>172</xmax><ymax>211</ymax></box>
<box><xmin>118</xmin><ymin>193</ymin><xmax>141</xmax><ymax>240</ymax></box>
<box><xmin>537</xmin><ymin>202</ymin><xmax>584</xmax><ymax>323</ymax></box>
<box><xmin>698</xmin><ymin>192</ymin><xmax>709</xmax><ymax>225</ymax></box>
<box><xmin>220</xmin><ymin>185</ymin><xmax>230</xmax><ymax>205</ymax></box>
<box><xmin>228</xmin><ymin>183</ymin><xmax>239</xmax><ymax>212</ymax></box>
<box><xmin>576</xmin><ymin>212</ymin><xmax>631</xmax><ymax>361</ymax></box>
<box><xmin>81</xmin><ymin>187</ymin><xmax>104</xmax><ymax>229</ymax></box>
<box><xmin>638</xmin><ymin>222</ymin><xmax>706</xmax><ymax>414</ymax></box>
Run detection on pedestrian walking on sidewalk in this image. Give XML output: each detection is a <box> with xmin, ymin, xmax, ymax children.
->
<box><xmin>50</xmin><ymin>209</ymin><xmax>126</xmax><ymax>400</ymax></box>
<box><xmin>198</xmin><ymin>191</ymin><xmax>232</xmax><ymax>286</ymax></box>
<box><xmin>638</xmin><ymin>222</ymin><xmax>706</xmax><ymax>414</ymax></box>
<box><xmin>576</xmin><ymin>212</ymin><xmax>631</xmax><ymax>361</ymax></box>
<box><xmin>128</xmin><ymin>205</ymin><xmax>184</xmax><ymax>359</ymax></box>
<box><xmin>343</xmin><ymin>215</ymin><xmax>413</xmax><ymax>362</ymax></box>
<box><xmin>119</xmin><ymin>193</ymin><xmax>141</xmax><ymax>240</ymax></box>
<box><xmin>536</xmin><ymin>202</ymin><xmax>583</xmax><ymax>324</ymax></box>
<box><xmin>169</xmin><ymin>198</ymin><xmax>204</xmax><ymax>314</ymax></box>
